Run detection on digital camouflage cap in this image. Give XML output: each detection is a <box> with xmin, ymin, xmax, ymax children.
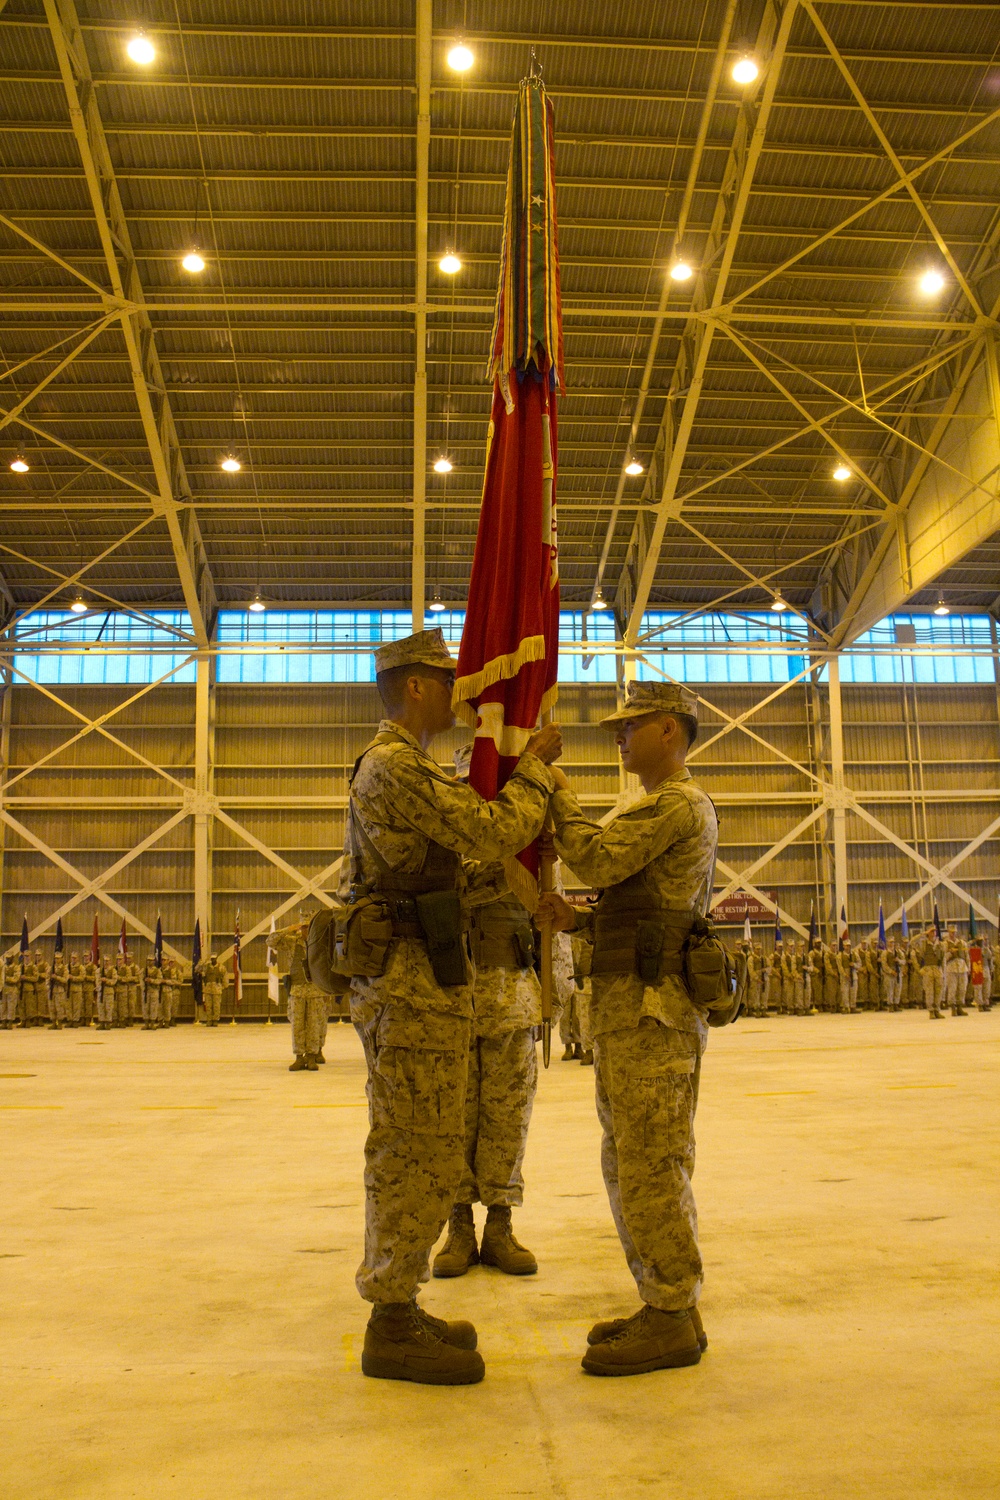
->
<box><xmin>599</xmin><ymin>680</ymin><xmax>699</xmax><ymax>728</ymax></box>
<box><xmin>373</xmin><ymin>627</ymin><xmax>455</xmax><ymax>675</ymax></box>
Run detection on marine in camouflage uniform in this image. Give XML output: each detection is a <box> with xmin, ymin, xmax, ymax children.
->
<box><xmin>273</xmin><ymin>927</ymin><xmax>328</xmax><ymax>1070</ymax></box>
<box><xmin>67</xmin><ymin>954</ymin><xmax>85</xmax><ymax>1027</ymax></box>
<box><xmin>141</xmin><ymin>960</ymin><xmax>163</xmax><ymax>1029</ymax></box>
<box><xmin>1</xmin><ymin>957</ymin><xmax>20</xmax><ymax>1027</ymax></box>
<box><xmin>96</xmin><ymin>959</ymin><xmax>116</xmax><ymax>1028</ymax></box>
<box><xmin>49</xmin><ymin>956</ymin><xmax>69</xmax><ymax>1028</ymax></box>
<box><xmin>433</xmin><ymin>744</ymin><xmax>542</xmax><ymax>1278</ymax></box>
<box><xmin>197</xmin><ymin>956</ymin><xmax>227</xmax><ymax>1025</ymax></box>
<box><xmin>547</xmin><ymin>680</ymin><xmax>720</xmax><ymax>1377</ymax></box>
<box><xmin>345</xmin><ymin>629</ymin><xmax>557</xmax><ymax>1385</ymax></box>
<box><xmin>916</xmin><ymin>928</ymin><xmax>945</xmax><ymax>1018</ymax></box>
<box><xmin>126</xmin><ymin>959</ymin><xmax>143</xmax><ymax>1024</ymax></box>
<box><xmin>82</xmin><ymin>958</ymin><xmax>98</xmax><ymax>1025</ymax></box>
<box><xmin>943</xmin><ymin>927</ymin><xmax>969</xmax><ymax>1016</ymax></box>
<box><xmin>19</xmin><ymin>957</ymin><xmax>39</xmax><ymax>1026</ymax></box>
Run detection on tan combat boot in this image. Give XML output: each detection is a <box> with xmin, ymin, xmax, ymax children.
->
<box><xmin>582</xmin><ymin>1305</ymin><xmax>701</xmax><ymax>1376</ymax></box>
<box><xmin>412</xmin><ymin>1301</ymin><xmax>478</xmax><ymax>1350</ymax></box>
<box><xmin>305</xmin><ymin>1054</ymin><xmax>319</xmax><ymax>1071</ymax></box>
<box><xmin>561</xmin><ymin>1043</ymin><xmax>575</xmax><ymax>1061</ymax></box>
<box><xmin>288</xmin><ymin>1055</ymin><xmax>307</xmax><ymax>1071</ymax></box>
<box><xmin>432</xmin><ymin>1203</ymin><xmax>479</xmax><ymax>1278</ymax></box>
<box><xmin>362</xmin><ymin>1302</ymin><xmax>485</xmax><ymax>1385</ymax></box>
<box><xmin>588</xmin><ymin>1305</ymin><xmax>707</xmax><ymax>1352</ymax></box>
<box><xmin>580</xmin><ymin>1048</ymin><xmax>594</xmax><ymax>1066</ymax></box>
<box><xmin>479</xmin><ymin>1205</ymin><xmax>537</xmax><ymax>1275</ymax></box>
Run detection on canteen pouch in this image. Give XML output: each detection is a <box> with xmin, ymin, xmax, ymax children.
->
<box><xmin>415</xmin><ymin>890</ymin><xmax>467</xmax><ymax>988</ymax></box>
<box><xmin>512</xmin><ymin>923</ymin><xmax>535</xmax><ymax>971</ymax></box>
<box><xmin>306</xmin><ymin>900</ymin><xmax>392</xmax><ymax>990</ymax></box>
<box><xmin>682</xmin><ymin>915</ymin><xmax>740</xmax><ymax>1027</ymax></box>
<box><xmin>635</xmin><ymin>919</ymin><xmax>664</xmax><ymax>984</ymax></box>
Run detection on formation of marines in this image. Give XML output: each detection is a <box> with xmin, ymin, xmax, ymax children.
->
<box><xmin>737</xmin><ymin>926</ymin><xmax>997</xmax><ymax>1020</ymax></box>
<box><xmin>0</xmin><ymin>949</ymin><xmax>237</xmax><ymax>1028</ymax></box>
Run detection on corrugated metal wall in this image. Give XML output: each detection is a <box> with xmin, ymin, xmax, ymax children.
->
<box><xmin>2</xmin><ymin>678</ymin><xmax>998</xmax><ymax>986</ymax></box>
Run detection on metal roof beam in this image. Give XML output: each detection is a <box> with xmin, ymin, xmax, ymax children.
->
<box><xmin>41</xmin><ymin>0</ymin><xmax>217</xmax><ymax>648</ymax></box>
<box><xmin>617</xmin><ymin>0</ymin><xmax>800</xmax><ymax>646</ymax></box>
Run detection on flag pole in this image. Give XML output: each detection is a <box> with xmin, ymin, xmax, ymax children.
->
<box><xmin>538</xmin><ymin>711</ymin><xmax>555</xmax><ymax>1070</ymax></box>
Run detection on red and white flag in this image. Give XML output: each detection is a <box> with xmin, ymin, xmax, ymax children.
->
<box><xmin>454</xmin><ymin>74</ymin><xmax>563</xmax><ymax>907</ymax></box>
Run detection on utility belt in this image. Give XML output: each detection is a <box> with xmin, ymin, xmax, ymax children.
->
<box><xmin>308</xmin><ymin>885</ymin><xmax>467</xmax><ymax>992</ymax></box>
<box><xmin>587</xmin><ymin>895</ymin><xmax>739</xmax><ymax>1026</ymax></box>
<box><xmin>469</xmin><ymin>897</ymin><xmax>534</xmax><ymax>972</ymax></box>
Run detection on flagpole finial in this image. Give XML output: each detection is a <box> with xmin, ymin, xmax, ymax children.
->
<box><xmin>528</xmin><ymin>45</ymin><xmax>542</xmax><ymax>79</ymax></box>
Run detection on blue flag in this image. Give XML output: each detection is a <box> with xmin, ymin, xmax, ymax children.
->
<box><xmin>20</xmin><ymin>914</ymin><xmax>29</xmax><ymax>956</ymax></box>
<box><xmin>808</xmin><ymin>900</ymin><xmax>818</xmax><ymax>946</ymax></box>
<box><xmin>877</xmin><ymin>901</ymin><xmax>886</xmax><ymax>950</ymax></box>
<box><xmin>54</xmin><ymin>917</ymin><xmax>64</xmax><ymax>954</ymax></box>
<box><xmin>154</xmin><ymin>915</ymin><xmax>163</xmax><ymax>969</ymax></box>
<box><xmin>968</xmin><ymin>903</ymin><xmax>978</xmax><ymax>943</ymax></box>
<box><xmin>933</xmin><ymin>902</ymin><xmax>942</xmax><ymax>939</ymax></box>
<box><xmin>900</xmin><ymin>905</ymin><xmax>909</xmax><ymax>940</ymax></box>
<box><xmin>191</xmin><ymin>919</ymin><xmax>203</xmax><ymax>1007</ymax></box>
<box><xmin>774</xmin><ymin>911</ymin><xmax>783</xmax><ymax>946</ymax></box>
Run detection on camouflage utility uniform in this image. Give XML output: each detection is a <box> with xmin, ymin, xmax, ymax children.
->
<box><xmin>197</xmin><ymin>957</ymin><xmax>227</xmax><ymax>1025</ymax></box>
<box><xmin>1</xmin><ymin>959</ymin><xmax>20</xmax><ymax>1027</ymax></box>
<box><xmin>274</xmin><ymin>929</ymin><xmax>329</xmax><ymax>1065</ymax></box>
<box><xmin>345</xmin><ymin>718</ymin><xmax>552</xmax><ymax>1307</ymax></box>
<box><xmin>553</xmin><ymin>756</ymin><xmax>718</xmax><ymax>1315</ymax></box>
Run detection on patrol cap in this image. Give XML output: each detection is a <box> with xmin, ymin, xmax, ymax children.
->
<box><xmin>599</xmin><ymin>679</ymin><xmax>698</xmax><ymax>728</ymax></box>
<box><xmin>453</xmin><ymin>742</ymin><xmax>474</xmax><ymax>778</ymax></box>
<box><xmin>373</xmin><ymin>627</ymin><xmax>455</xmax><ymax>676</ymax></box>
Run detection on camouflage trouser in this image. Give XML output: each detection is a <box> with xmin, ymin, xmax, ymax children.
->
<box><xmin>288</xmin><ymin>985</ymin><xmax>326</xmax><ymax>1056</ymax></box>
<box><xmin>944</xmin><ymin>964</ymin><xmax>968</xmax><ymax>1010</ymax></box>
<box><xmin>558</xmin><ymin>982</ymin><xmax>592</xmax><ymax>1048</ymax></box>
<box><xmin>594</xmin><ymin>1019</ymin><xmax>702</xmax><ymax>1313</ymax></box>
<box><xmin>82</xmin><ymin>985</ymin><xmax>95</xmax><ymax>1023</ymax></box>
<box><xmin>780</xmin><ymin>977</ymin><xmax>795</xmax><ymax>1013</ymax></box>
<box><xmin>881</xmin><ymin>973</ymin><xmax>898</xmax><ymax>1010</ymax></box>
<box><xmin>921</xmin><ymin>968</ymin><xmax>943</xmax><ymax>1011</ymax></box>
<box><xmin>457</xmin><ymin>1026</ymin><xmax>537</xmax><ymax>1208</ymax></box>
<box><xmin>129</xmin><ymin>983</ymin><xmax>142</xmax><ymax>1020</ymax></box>
<box><xmin>203</xmin><ymin>986</ymin><xmax>222</xmax><ymax>1024</ymax></box>
<box><xmin>747</xmin><ymin>978</ymin><xmax>762</xmax><ymax>1016</ymax></box>
<box><xmin>823</xmin><ymin>974</ymin><xmax>839</xmax><ymax>1011</ymax></box>
<box><xmin>114</xmin><ymin>985</ymin><xmax>130</xmax><ymax>1025</ymax></box>
<box><xmin>161</xmin><ymin>986</ymin><xmax>177</xmax><ymax>1024</ymax></box>
<box><xmin>21</xmin><ymin>984</ymin><xmax>39</xmax><ymax>1023</ymax></box>
<box><xmin>839</xmin><ymin>976</ymin><xmax>856</xmax><ymax>1013</ymax></box>
<box><xmin>353</xmin><ymin>996</ymin><xmax>470</xmax><ymax>1305</ymax></box>
<box><xmin>96</xmin><ymin>986</ymin><xmax>114</xmax><ymax>1025</ymax></box>
<box><xmin>50</xmin><ymin>986</ymin><xmax>68</xmax><ymax>1023</ymax></box>
<box><xmin>792</xmin><ymin>976</ymin><xmax>805</xmax><ymax>1013</ymax></box>
<box><xmin>1</xmin><ymin>985</ymin><xmax>18</xmax><ymax>1023</ymax></box>
<box><xmin>67</xmin><ymin>984</ymin><xmax>84</xmax><ymax>1024</ymax></box>
<box><xmin>142</xmin><ymin>986</ymin><xmax>161</xmax><ymax>1024</ymax></box>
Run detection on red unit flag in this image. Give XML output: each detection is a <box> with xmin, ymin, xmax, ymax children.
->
<box><xmin>454</xmin><ymin>72</ymin><xmax>563</xmax><ymax>907</ymax></box>
<box><xmin>90</xmin><ymin>915</ymin><xmax>100</xmax><ymax>966</ymax></box>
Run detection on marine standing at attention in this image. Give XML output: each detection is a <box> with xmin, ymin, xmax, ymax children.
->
<box><xmin>343</xmin><ymin>628</ymin><xmax>560</xmax><ymax>1386</ymax></box>
<box><xmin>538</xmin><ymin>680</ymin><xmax>729</xmax><ymax>1378</ymax></box>
<box><xmin>432</xmin><ymin>743</ymin><xmax>541</xmax><ymax>1281</ymax></box>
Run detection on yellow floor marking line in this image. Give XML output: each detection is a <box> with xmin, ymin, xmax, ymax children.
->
<box><xmin>139</xmin><ymin>1105</ymin><xmax>219</xmax><ymax>1110</ymax></box>
<box><xmin>0</xmin><ymin>1073</ymin><xmax>36</xmax><ymax>1078</ymax></box>
<box><xmin>293</xmin><ymin>1103</ymin><xmax>366</xmax><ymax>1109</ymax></box>
<box><xmin>746</xmin><ymin>1090</ymin><xmax>816</xmax><ymax>1097</ymax></box>
<box><xmin>0</xmin><ymin>1104</ymin><xmax>63</xmax><ymax>1110</ymax></box>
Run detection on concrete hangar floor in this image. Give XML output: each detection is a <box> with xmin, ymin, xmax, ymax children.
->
<box><xmin>1</xmin><ymin>1011</ymin><xmax>997</xmax><ymax>1500</ymax></box>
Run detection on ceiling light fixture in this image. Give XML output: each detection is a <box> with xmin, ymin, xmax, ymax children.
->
<box><xmin>732</xmin><ymin>56</ymin><xmax>759</xmax><ymax>85</ymax></box>
<box><xmin>438</xmin><ymin>252</ymin><xmax>462</xmax><ymax>275</ymax></box>
<box><xmin>919</xmin><ymin>269</ymin><xmax>945</xmax><ymax>296</ymax></box>
<box><xmin>447</xmin><ymin>43</ymin><xmax>474</xmax><ymax>72</ymax></box>
<box><xmin>433</xmin><ymin>456</ymin><xmax>453</xmax><ymax>473</ymax></box>
<box><xmin>624</xmin><ymin>460</ymin><xmax>643</xmax><ymax>476</ymax></box>
<box><xmin>69</xmin><ymin>594</ymin><xmax>88</xmax><ymax>614</ymax></box>
<box><xmin>591</xmin><ymin>589</ymin><xmax>612</xmax><ymax>612</ymax></box>
<box><xmin>832</xmin><ymin>464</ymin><xmax>852</xmax><ymax>482</ymax></box>
<box><xmin>126</xmin><ymin>33</ymin><xmax>156</xmax><ymax>65</ymax></box>
<box><xmin>670</xmin><ymin>260</ymin><xmax>694</xmax><ymax>282</ymax></box>
<box><xmin>248</xmin><ymin>593</ymin><xmax>266</xmax><ymax>614</ymax></box>
<box><xmin>933</xmin><ymin>597</ymin><xmax>950</xmax><ymax>616</ymax></box>
<box><xmin>771</xmin><ymin>593</ymin><xmax>788</xmax><ymax>612</ymax></box>
<box><xmin>9</xmin><ymin>455</ymin><xmax>29</xmax><ymax>473</ymax></box>
<box><xmin>181</xmin><ymin>249</ymin><xmax>205</xmax><ymax>273</ymax></box>
<box><xmin>220</xmin><ymin>455</ymin><xmax>241</xmax><ymax>473</ymax></box>
<box><xmin>428</xmin><ymin>594</ymin><xmax>447</xmax><ymax>613</ymax></box>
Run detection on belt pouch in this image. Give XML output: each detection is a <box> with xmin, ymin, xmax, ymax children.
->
<box><xmin>635</xmin><ymin>919</ymin><xmax>664</xmax><ymax>984</ymax></box>
<box><xmin>415</xmin><ymin>890</ymin><xmax>467</xmax><ymax>987</ymax></box>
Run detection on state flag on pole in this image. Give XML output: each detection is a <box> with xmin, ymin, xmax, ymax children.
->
<box><xmin>91</xmin><ymin>914</ymin><xmax>100</xmax><ymax>966</ymax></box>
<box><xmin>267</xmin><ymin>916</ymin><xmax>280</xmax><ymax>1007</ymax></box>
<box><xmin>933</xmin><ymin>902</ymin><xmax>942</xmax><ymax>939</ymax></box>
<box><xmin>153</xmin><ymin>915</ymin><xmax>163</xmax><ymax>969</ymax></box>
<box><xmin>191</xmin><ymin>918</ymin><xmax>203</xmax><ymax>1008</ymax></box>
<box><xmin>877</xmin><ymin>900</ymin><xmax>886</xmax><ymax>950</ymax></box>
<box><xmin>773</xmin><ymin>912</ymin><xmax>783</xmax><ymax>946</ymax></box>
<box><xmin>54</xmin><ymin>917</ymin><xmax>64</xmax><ymax>955</ymax></box>
<box><xmin>232</xmin><ymin>911</ymin><xmax>242</xmax><ymax>1010</ymax></box>
<box><xmin>20</xmin><ymin>914</ymin><xmax>29</xmax><ymax>956</ymax></box>
<box><xmin>743</xmin><ymin>915</ymin><xmax>752</xmax><ymax>945</ymax></box>
<box><xmin>453</xmin><ymin>71</ymin><xmax>563</xmax><ymax>907</ymax></box>
<box><xmin>900</xmin><ymin>905</ymin><xmax>909</xmax><ymax>940</ymax></box>
<box><xmin>118</xmin><ymin>919</ymin><xmax>128</xmax><ymax>961</ymax></box>
<box><xmin>839</xmin><ymin>904</ymin><xmax>849</xmax><ymax>951</ymax></box>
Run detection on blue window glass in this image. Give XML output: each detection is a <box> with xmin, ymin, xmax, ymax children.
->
<box><xmin>12</xmin><ymin>610</ymin><xmax>197</xmax><ymax>685</ymax></box>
